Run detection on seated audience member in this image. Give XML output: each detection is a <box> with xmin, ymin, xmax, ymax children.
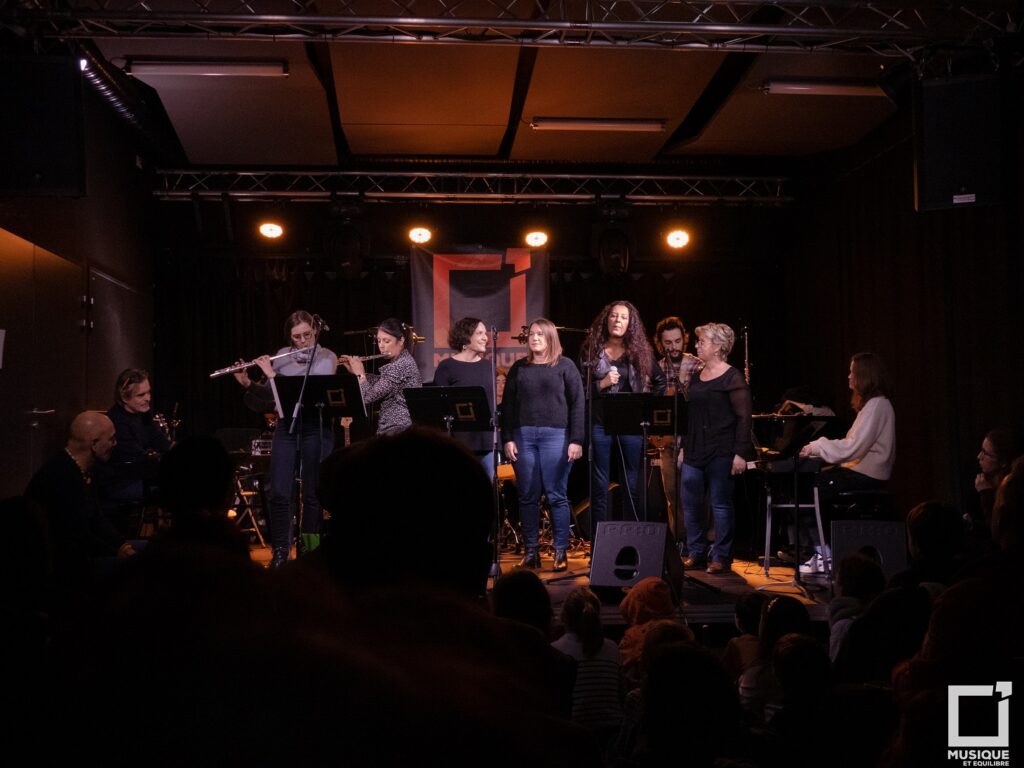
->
<box><xmin>738</xmin><ymin>595</ymin><xmax>811</xmax><ymax>725</ymax></box>
<box><xmin>613</xmin><ymin>619</ymin><xmax>695</xmax><ymax>763</ymax></box>
<box><xmin>642</xmin><ymin>642</ymin><xmax>749</xmax><ymax>768</ymax></box>
<box><xmin>618</xmin><ymin>575</ymin><xmax>680</xmax><ymax>689</ymax></box>
<box><xmin>889</xmin><ymin>500</ymin><xmax>965</xmax><ymax>592</ymax></box>
<box><xmin>316</xmin><ymin>428</ymin><xmax>588</xmax><ymax>739</ymax></box>
<box><xmin>831</xmin><ymin>585</ymin><xmax>932</xmax><ymax>686</ymax></box>
<box><xmin>491</xmin><ymin>569</ymin><xmax>555</xmax><ymax>639</ymax></box>
<box><xmin>828</xmin><ymin>553</ymin><xmax>886</xmax><ymax>661</ymax></box>
<box><xmin>94</xmin><ymin>368</ymin><xmax>172</xmax><ymax>537</ymax></box>
<box><xmin>972</xmin><ymin>427</ymin><xmax>1021</xmax><ymax>534</ymax></box>
<box><xmin>888</xmin><ymin>465</ymin><xmax>1024</xmax><ymax>766</ymax></box>
<box><xmin>722</xmin><ymin>591</ymin><xmax>768</xmax><ymax>682</ymax></box>
<box><xmin>552</xmin><ymin>586</ymin><xmax>625</xmax><ymax>750</ymax></box>
<box><xmin>152</xmin><ymin>436</ymin><xmax>251</xmax><ymax>562</ymax></box>
<box><xmin>25</xmin><ymin>411</ymin><xmax>135</xmax><ymax>603</ymax></box>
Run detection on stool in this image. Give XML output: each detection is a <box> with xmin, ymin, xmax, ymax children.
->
<box><xmin>832</xmin><ymin>489</ymin><xmax>894</xmax><ymax>520</ymax></box>
<box><xmin>763</xmin><ymin>484</ymin><xmax>830</xmax><ymax>579</ymax></box>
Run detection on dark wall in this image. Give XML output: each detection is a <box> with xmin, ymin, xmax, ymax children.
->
<box><xmin>781</xmin><ymin>85</ymin><xmax>1024</xmax><ymax>515</ymax></box>
<box><xmin>0</xmin><ymin>84</ymin><xmax>156</xmax><ymax>496</ymax></box>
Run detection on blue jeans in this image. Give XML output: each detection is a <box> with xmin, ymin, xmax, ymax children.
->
<box><xmin>267</xmin><ymin>419</ymin><xmax>334</xmax><ymax>552</ymax></box>
<box><xmin>682</xmin><ymin>456</ymin><xmax>735</xmax><ymax>564</ymax></box>
<box><xmin>589</xmin><ymin>423</ymin><xmax>643</xmax><ymax>524</ymax></box>
<box><xmin>512</xmin><ymin>426</ymin><xmax>572</xmax><ymax>551</ymax></box>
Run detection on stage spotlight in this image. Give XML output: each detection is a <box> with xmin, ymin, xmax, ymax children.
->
<box><xmin>409</xmin><ymin>226</ymin><xmax>432</xmax><ymax>244</ymax></box>
<box><xmin>666</xmin><ymin>229</ymin><xmax>690</xmax><ymax>249</ymax></box>
<box><xmin>259</xmin><ymin>221</ymin><xmax>284</xmax><ymax>239</ymax></box>
<box><xmin>524</xmin><ymin>230</ymin><xmax>548</xmax><ymax>248</ymax></box>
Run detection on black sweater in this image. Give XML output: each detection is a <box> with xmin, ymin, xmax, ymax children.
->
<box><xmin>500</xmin><ymin>357</ymin><xmax>585</xmax><ymax>445</ymax></box>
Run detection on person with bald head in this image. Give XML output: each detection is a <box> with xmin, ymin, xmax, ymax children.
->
<box><xmin>26</xmin><ymin>411</ymin><xmax>135</xmax><ymax>600</ymax></box>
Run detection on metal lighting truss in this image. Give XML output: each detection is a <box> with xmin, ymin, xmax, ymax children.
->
<box><xmin>3</xmin><ymin>0</ymin><xmax>1019</xmax><ymax>58</ymax></box>
<box><xmin>155</xmin><ymin>169</ymin><xmax>791</xmax><ymax>205</ymax></box>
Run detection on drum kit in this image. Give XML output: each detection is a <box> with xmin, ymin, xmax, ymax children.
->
<box><xmin>495</xmin><ymin>458</ymin><xmax>590</xmax><ymax>556</ymax></box>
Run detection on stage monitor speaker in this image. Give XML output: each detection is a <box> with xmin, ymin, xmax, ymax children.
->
<box><xmin>830</xmin><ymin>519</ymin><xmax>908</xmax><ymax>582</ymax></box>
<box><xmin>0</xmin><ymin>56</ymin><xmax>86</xmax><ymax>197</ymax></box>
<box><xmin>913</xmin><ymin>75</ymin><xmax>1002</xmax><ymax>212</ymax></box>
<box><xmin>589</xmin><ymin>521</ymin><xmax>683</xmax><ymax>599</ymax></box>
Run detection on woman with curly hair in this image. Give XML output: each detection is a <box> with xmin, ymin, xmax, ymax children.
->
<box><xmin>580</xmin><ymin>300</ymin><xmax>662</xmax><ymax>526</ymax></box>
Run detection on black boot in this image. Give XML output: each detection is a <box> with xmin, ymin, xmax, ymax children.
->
<box><xmin>552</xmin><ymin>549</ymin><xmax>568</xmax><ymax>572</ymax></box>
<box><xmin>517</xmin><ymin>548</ymin><xmax>541</xmax><ymax>569</ymax></box>
<box><xmin>270</xmin><ymin>547</ymin><xmax>289</xmax><ymax>570</ymax></box>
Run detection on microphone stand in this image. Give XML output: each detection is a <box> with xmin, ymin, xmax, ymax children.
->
<box><xmin>488</xmin><ymin>326</ymin><xmax>502</xmax><ymax>583</ymax></box>
<box><xmin>287</xmin><ymin>321</ymin><xmax>325</xmax><ymax>559</ymax></box>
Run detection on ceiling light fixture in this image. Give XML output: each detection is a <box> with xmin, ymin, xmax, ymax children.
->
<box><xmin>529</xmin><ymin>117</ymin><xmax>665</xmax><ymax>133</ymax></box>
<box><xmin>666</xmin><ymin>229</ymin><xmax>690</xmax><ymax>249</ymax></box>
<box><xmin>126</xmin><ymin>60</ymin><xmax>289</xmax><ymax>77</ymax></box>
<box><xmin>524</xmin><ymin>230</ymin><xmax>549</xmax><ymax>248</ymax></box>
<box><xmin>761</xmin><ymin>80</ymin><xmax>884</xmax><ymax>97</ymax></box>
<box><xmin>408</xmin><ymin>227</ymin><xmax>432</xmax><ymax>245</ymax></box>
<box><xmin>259</xmin><ymin>222</ymin><xmax>284</xmax><ymax>239</ymax></box>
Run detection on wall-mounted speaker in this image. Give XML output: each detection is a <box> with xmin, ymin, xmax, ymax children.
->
<box><xmin>0</xmin><ymin>56</ymin><xmax>85</xmax><ymax>197</ymax></box>
<box><xmin>913</xmin><ymin>75</ymin><xmax>1002</xmax><ymax>212</ymax></box>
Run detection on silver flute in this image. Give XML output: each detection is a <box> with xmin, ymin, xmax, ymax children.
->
<box><xmin>209</xmin><ymin>347</ymin><xmax>314</xmax><ymax>378</ymax></box>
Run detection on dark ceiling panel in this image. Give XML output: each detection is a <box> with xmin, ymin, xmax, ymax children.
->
<box><xmin>330</xmin><ymin>42</ymin><xmax>518</xmax><ymax>156</ymax></box>
<box><xmin>678</xmin><ymin>53</ymin><xmax>897</xmax><ymax>156</ymax></box>
<box><xmin>512</xmin><ymin>47</ymin><xmax>726</xmax><ymax>162</ymax></box>
<box><xmin>93</xmin><ymin>39</ymin><xmax>337</xmax><ymax>165</ymax></box>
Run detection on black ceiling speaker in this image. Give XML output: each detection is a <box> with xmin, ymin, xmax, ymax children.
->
<box><xmin>0</xmin><ymin>56</ymin><xmax>85</xmax><ymax>196</ymax></box>
<box><xmin>323</xmin><ymin>219</ymin><xmax>368</xmax><ymax>279</ymax></box>
<box><xmin>592</xmin><ymin>222</ymin><xmax>636</xmax><ymax>276</ymax></box>
<box><xmin>913</xmin><ymin>74</ymin><xmax>1003</xmax><ymax>212</ymax></box>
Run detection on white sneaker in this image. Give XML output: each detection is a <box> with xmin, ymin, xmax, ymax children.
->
<box><xmin>798</xmin><ymin>553</ymin><xmax>824</xmax><ymax>574</ymax></box>
<box><xmin>798</xmin><ymin>551</ymin><xmax>832</xmax><ymax>574</ymax></box>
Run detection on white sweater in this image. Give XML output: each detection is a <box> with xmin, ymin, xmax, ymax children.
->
<box><xmin>805</xmin><ymin>396</ymin><xmax>895</xmax><ymax>481</ymax></box>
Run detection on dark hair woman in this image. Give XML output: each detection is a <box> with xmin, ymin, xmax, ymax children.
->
<box><xmin>579</xmin><ymin>300</ymin><xmax>662</xmax><ymax>527</ymax></box>
<box><xmin>433</xmin><ymin>317</ymin><xmax>496</xmax><ymax>478</ymax></box>
<box><xmin>340</xmin><ymin>318</ymin><xmax>422</xmax><ymax>434</ymax></box>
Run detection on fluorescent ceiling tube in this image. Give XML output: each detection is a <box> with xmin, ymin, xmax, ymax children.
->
<box><xmin>762</xmin><ymin>80</ymin><xmax>884</xmax><ymax>97</ymax></box>
<box><xmin>530</xmin><ymin>117</ymin><xmax>665</xmax><ymax>133</ymax></box>
<box><xmin>126</xmin><ymin>60</ymin><xmax>289</xmax><ymax>77</ymax></box>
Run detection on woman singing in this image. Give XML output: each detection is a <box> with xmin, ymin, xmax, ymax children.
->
<box><xmin>340</xmin><ymin>318</ymin><xmax>422</xmax><ymax>434</ymax></box>
<box><xmin>501</xmin><ymin>319</ymin><xmax>584</xmax><ymax>572</ymax></box>
<box><xmin>433</xmin><ymin>317</ymin><xmax>497</xmax><ymax>477</ymax></box>
<box><xmin>681</xmin><ymin>323</ymin><xmax>752</xmax><ymax>575</ymax></box>
<box><xmin>233</xmin><ymin>310</ymin><xmax>337</xmax><ymax>568</ymax></box>
<box><xmin>580</xmin><ymin>300</ymin><xmax>660</xmax><ymax>526</ymax></box>
<box><xmin>798</xmin><ymin>352</ymin><xmax>895</xmax><ymax>573</ymax></box>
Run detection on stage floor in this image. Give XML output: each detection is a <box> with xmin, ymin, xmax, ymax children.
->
<box><xmin>249</xmin><ymin>543</ymin><xmax>832</xmax><ymax>630</ymax></box>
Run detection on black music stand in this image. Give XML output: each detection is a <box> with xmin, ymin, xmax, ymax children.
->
<box><xmin>405</xmin><ymin>386</ymin><xmax>492</xmax><ymax>438</ymax></box>
<box><xmin>274</xmin><ymin>374</ymin><xmax>368</xmax><ymax>554</ymax></box>
<box><xmin>601</xmin><ymin>393</ymin><xmax>687</xmax><ymax>523</ymax></box>
<box><xmin>273</xmin><ymin>374</ymin><xmax>368</xmax><ymax>428</ymax></box>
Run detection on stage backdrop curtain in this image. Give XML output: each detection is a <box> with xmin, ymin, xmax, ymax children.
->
<box><xmin>411</xmin><ymin>248</ymin><xmax>549</xmax><ymax>383</ymax></box>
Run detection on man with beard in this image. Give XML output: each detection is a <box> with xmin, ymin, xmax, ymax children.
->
<box><xmin>652</xmin><ymin>316</ymin><xmax>702</xmax><ymax>551</ymax></box>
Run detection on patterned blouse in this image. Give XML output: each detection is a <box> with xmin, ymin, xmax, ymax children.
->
<box><xmin>360</xmin><ymin>350</ymin><xmax>423</xmax><ymax>434</ymax></box>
